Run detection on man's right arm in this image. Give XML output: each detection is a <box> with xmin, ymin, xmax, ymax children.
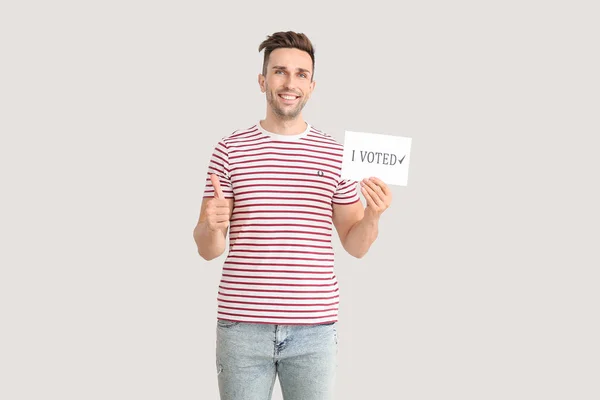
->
<box><xmin>193</xmin><ymin>174</ymin><xmax>234</xmax><ymax>261</ymax></box>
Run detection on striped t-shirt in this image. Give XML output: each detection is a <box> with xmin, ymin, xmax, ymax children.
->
<box><xmin>203</xmin><ymin>121</ymin><xmax>360</xmax><ymax>325</ymax></box>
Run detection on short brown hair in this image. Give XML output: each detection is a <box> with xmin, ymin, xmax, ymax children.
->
<box><xmin>258</xmin><ymin>31</ymin><xmax>315</xmax><ymax>80</ymax></box>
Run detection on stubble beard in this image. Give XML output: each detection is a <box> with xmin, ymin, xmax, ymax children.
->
<box><xmin>265</xmin><ymin>84</ymin><xmax>307</xmax><ymax>121</ymax></box>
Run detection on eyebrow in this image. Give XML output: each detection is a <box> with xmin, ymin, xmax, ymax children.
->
<box><xmin>272</xmin><ymin>65</ymin><xmax>312</xmax><ymax>76</ymax></box>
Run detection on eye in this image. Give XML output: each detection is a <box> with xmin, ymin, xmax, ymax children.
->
<box><xmin>275</xmin><ymin>70</ymin><xmax>285</xmax><ymax>75</ymax></box>
<box><xmin>299</xmin><ymin>73</ymin><xmax>307</xmax><ymax>78</ymax></box>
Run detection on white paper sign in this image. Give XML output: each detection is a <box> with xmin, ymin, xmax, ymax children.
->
<box><xmin>341</xmin><ymin>130</ymin><xmax>412</xmax><ymax>186</ymax></box>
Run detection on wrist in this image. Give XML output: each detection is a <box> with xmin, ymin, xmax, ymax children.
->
<box><xmin>362</xmin><ymin>211</ymin><xmax>380</xmax><ymax>225</ymax></box>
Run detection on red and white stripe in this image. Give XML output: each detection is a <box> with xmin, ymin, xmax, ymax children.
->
<box><xmin>203</xmin><ymin>122</ymin><xmax>360</xmax><ymax>325</ymax></box>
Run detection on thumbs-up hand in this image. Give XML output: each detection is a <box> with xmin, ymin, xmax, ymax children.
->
<box><xmin>204</xmin><ymin>174</ymin><xmax>231</xmax><ymax>231</ymax></box>
<box><xmin>211</xmin><ymin>173</ymin><xmax>225</xmax><ymax>200</ymax></box>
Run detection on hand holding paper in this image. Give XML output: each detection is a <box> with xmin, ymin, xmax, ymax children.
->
<box><xmin>360</xmin><ymin>177</ymin><xmax>392</xmax><ymax>219</ymax></box>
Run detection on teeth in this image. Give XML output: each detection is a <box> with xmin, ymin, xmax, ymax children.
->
<box><xmin>281</xmin><ymin>95</ymin><xmax>297</xmax><ymax>100</ymax></box>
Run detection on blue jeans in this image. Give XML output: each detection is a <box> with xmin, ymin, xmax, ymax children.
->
<box><xmin>215</xmin><ymin>319</ymin><xmax>339</xmax><ymax>400</ymax></box>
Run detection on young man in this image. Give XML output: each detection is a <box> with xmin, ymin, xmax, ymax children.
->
<box><xmin>193</xmin><ymin>31</ymin><xmax>392</xmax><ymax>400</ymax></box>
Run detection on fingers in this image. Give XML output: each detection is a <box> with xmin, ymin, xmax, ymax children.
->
<box><xmin>210</xmin><ymin>215</ymin><xmax>230</xmax><ymax>223</ymax></box>
<box><xmin>361</xmin><ymin>183</ymin><xmax>382</xmax><ymax>208</ymax></box>
<box><xmin>206</xmin><ymin>201</ymin><xmax>230</xmax><ymax>230</ymax></box>
<box><xmin>368</xmin><ymin>177</ymin><xmax>391</xmax><ymax>198</ymax></box>
<box><xmin>360</xmin><ymin>183</ymin><xmax>377</xmax><ymax>208</ymax></box>
<box><xmin>210</xmin><ymin>173</ymin><xmax>224</xmax><ymax>199</ymax></box>
<box><xmin>361</xmin><ymin>178</ymin><xmax>384</xmax><ymax>207</ymax></box>
<box><xmin>207</xmin><ymin>199</ymin><xmax>230</xmax><ymax>214</ymax></box>
<box><xmin>360</xmin><ymin>177</ymin><xmax>392</xmax><ymax>217</ymax></box>
<box><xmin>207</xmin><ymin>220</ymin><xmax>229</xmax><ymax>231</ymax></box>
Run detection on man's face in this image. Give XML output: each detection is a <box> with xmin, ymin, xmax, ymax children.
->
<box><xmin>259</xmin><ymin>48</ymin><xmax>315</xmax><ymax>120</ymax></box>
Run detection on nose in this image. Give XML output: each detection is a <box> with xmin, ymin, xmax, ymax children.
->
<box><xmin>283</xmin><ymin>73</ymin><xmax>297</xmax><ymax>90</ymax></box>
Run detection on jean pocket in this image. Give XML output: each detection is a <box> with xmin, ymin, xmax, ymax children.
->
<box><xmin>217</xmin><ymin>319</ymin><xmax>240</xmax><ymax>328</ymax></box>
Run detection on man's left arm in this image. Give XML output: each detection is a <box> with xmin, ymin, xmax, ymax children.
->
<box><xmin>332</xmin><ymin>177</ymin><xmax>392</xmax><ymax>258</ymax></box>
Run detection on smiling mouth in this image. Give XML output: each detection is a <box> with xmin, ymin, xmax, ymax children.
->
<box><xmin>278</xmin><ymin>93</ymin><xmax>300</xmax><ymax>102</ymax></box>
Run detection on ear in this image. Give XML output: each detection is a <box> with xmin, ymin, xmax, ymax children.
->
<box><xmin>258</xmin><ymin>74</ymin><xmax>265</xmax><ymax>92</ymax></box>
<box><xmin>307</xmin><ymin>79</ymin><xmax>316</xmax><ymax>98</ymax></box>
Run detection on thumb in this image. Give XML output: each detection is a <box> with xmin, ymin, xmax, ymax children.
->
<box><xmin>210</xmin><ymin>173</ymin><xmax>224</xmax><ymax>199</ymax></box>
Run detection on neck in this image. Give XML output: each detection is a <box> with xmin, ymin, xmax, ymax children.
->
<box><xmin>261</xmin><ymin>111</ymin><xmax>307</xmax><ymax>135</ymax></box>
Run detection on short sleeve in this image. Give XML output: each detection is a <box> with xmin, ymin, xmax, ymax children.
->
<box><xmin>332</xmin><ymin>178</ymin><xmax>360</xmax><ymax>205</ymax></box>
<box><xmin>203</xmin><ymin>140</ymin><xmax>234</xmax><ymax>199</ymax></box>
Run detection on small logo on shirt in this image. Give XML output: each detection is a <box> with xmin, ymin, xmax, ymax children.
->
<box><xmin>317</xmin><ymin>170</ymin><xmax>324</xmax><ymax>176</ymax></box>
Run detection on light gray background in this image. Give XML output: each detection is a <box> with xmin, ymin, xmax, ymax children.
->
<box><xmin>1</xmin><ymin>1</ymin><xmax>599</xmax><ymax>399</ymax></box>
